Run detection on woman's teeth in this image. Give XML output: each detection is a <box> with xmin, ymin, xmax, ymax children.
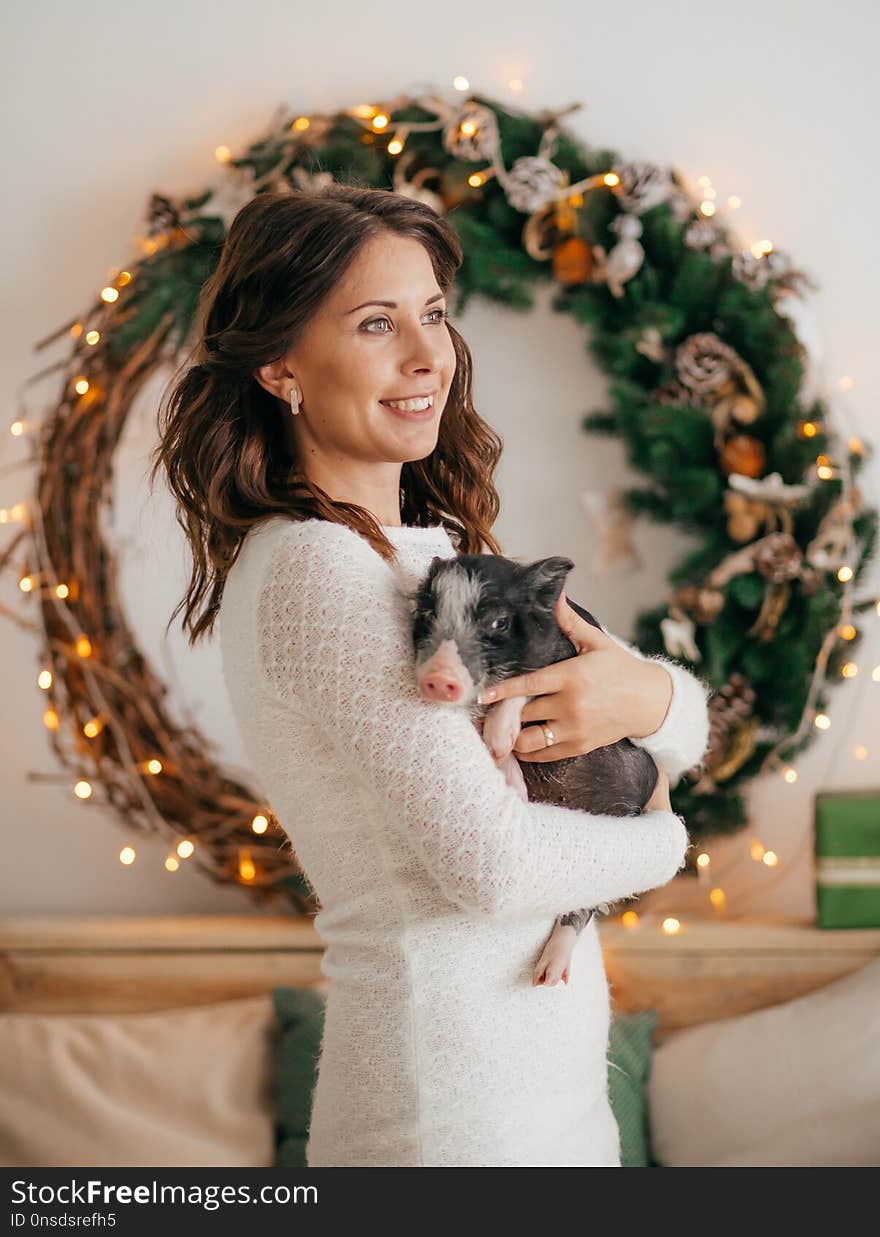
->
<box><xmin>380</xmin><ymin>395</ymin><xmax>434</xmax><ymax>412</ymax></box>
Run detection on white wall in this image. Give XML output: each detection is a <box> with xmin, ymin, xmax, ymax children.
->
<box><xmin>2</xmin><ymin>0</ymin><xmax>877</xmax><ymax>918</ymax></box>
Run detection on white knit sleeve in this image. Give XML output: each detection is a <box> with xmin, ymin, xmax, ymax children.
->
<box><xmin>602</xmin><ymin>628</ymin><xmax>712</xmax><ymax>784</ymax></box>
<box><xmin>256</xmin><ymin>519</ymin><xmax>690</xmax><ymax>920</ymax></box>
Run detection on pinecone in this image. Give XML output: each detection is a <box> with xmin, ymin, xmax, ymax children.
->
<box><xmin>615</xmin><ymin>160</ymin><xmax>672</xmax><ymax>214</ymax></box>
<box><xmin>442</xmin><ymin>102</ymin><xmax>500</xmax><ymax>163</ymax></box>
<box><xmin>704</xmin><ymin>673</ymin><xmax>756</xmax><ymax>764</ymax></box>
<box><xmin>755</xmin><ymin>531</ymin><xmax>803</xmax><ymax>582</ymax></box>
<box><xmin>675</xmin><ymin>332</ymin><xmax>742</xmax><ymax>396</ymax></box>
<box><xmin>684</xmin><ymin>220</ymin><xmax>717</xmax><ymax>251</ymax></box>
<box><xmin>503</xmin><ymin>155</ymin><xmax>566</xmax><ymax>213</ymax></box>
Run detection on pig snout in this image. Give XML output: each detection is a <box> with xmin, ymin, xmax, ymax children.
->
<box><xmin>417</xmin><ymin>639</ymin><xmax>474</xmax><ymax>704</ymax></box>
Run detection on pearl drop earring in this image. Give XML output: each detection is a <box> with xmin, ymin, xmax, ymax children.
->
<box><xmin>289</xmin><ymin>386</ymin><xmax>301</xmax><ymax>415</ymax></box>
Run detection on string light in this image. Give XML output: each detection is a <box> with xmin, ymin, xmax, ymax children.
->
<box><xmin>251</xmin><ymin>814</ymin><xmax>269</xmax><ymax>835</ymax></box>
<box><xmin>750</xmin><ymin>840</ymin><xmax>765</xmax><ymax>861</ymax></box>
<box><xmin>37</xmin><ymin>670</ymin><xmax>52</xmax><ymax>689</ymax></box>
<box><xmin>164</xmin><ymin>855</ymin><xmax>179</xmax><ymax>872</ymax></box>
<box><xmin>452</xmin><ymin>76</ymin><xmax>469</xmax><ymax>91</ymax></box>
<box><xmin>696</xmin><ymin>852</ymin><xmax>711</xmax><ymax>868</ymax></box>
<box><xmin>76</xmin><ymin>636</ymin><xmax>92</xmax><ymax>658</ymax></box>
<box><xmin>814</xmin><ymin>713</ymin><xmax>831</xmax><ymax>730</ymax></box>
<box><xmin>762</xmin><ymin>851</ymin><xmax>779</xmax><ymax>867</ymax></box>
<box><xmin>238</xmin><ymin>850</ymin><xmax>256</xmax><ymax>882</ymax></box>
<box><xmin>661</xmin><ymin>917</ymin><xmax>681</xmax><ymax>935</ymax></box>
<box><xmin>10</xmin><ymin>420</ymin><xmax>25</xmax><ymax>437</ymax></box>
<box><xmin>214</xmin><ymin>145</ymin><xmax>231</xmax><ymax>163</ymax></box>
<box><xmin>176</xmin><ymin>839</ymin><xmax>194</xmax><ymax>859</ymax></box>
<box><xmin>145</xmin><ymin>758</ymin><xmax>162</xmax><ymax>775</ymax></box>
<box><xmin>838</xmin><ymin>624</ymin><xmax>857</xmax><ymax>640</ymax></box>
<box><xmin>83</xmin><ymin>716</ymin><xmax>104</xmax><ymax>738</ymax></box>
<box><xmin>854</xmin><ymin>745</ymin><xmax>868</xmax><ymax>760</ymax></box>
<box><xmin>73</xmin><ymin>780</ymin><xmax>92</xmax><ymax>799</ymax></box>
<box><xmin>709</xmin><ymin>887</ymin><xmax>726</xmax><ymax>909</ymax></box>
<box><xmin>119</xmin><ymin>846</ymin><xmax>136</xmax><ymax>865</ymax></box>
<box><xmin>841</xmin><ymin>662</ymin><xmax>858</xmax><ymax>678</ymax></box>
<box><xmin>783</xmin><ymin>767</ymin><xmax>798</xmax><ymax>783</ymax></box>
<box><xmin>837</xmin><ymin>566</ymin><xmax>853</xmax><ymax>582</ymax></box>
<box><xmin>621</xmin><ymin>911</ymin><xmax>639</xmax><ymax>929</ymax></box>
<box><xmin>874</xmin><ymin>666</ymin><xmax>880</xmax><ymax>682</ymax></box>
<box><xmin>100</xmin><ymin>287</ymin><xmax>119</xmax><ymax>303</ymax></box>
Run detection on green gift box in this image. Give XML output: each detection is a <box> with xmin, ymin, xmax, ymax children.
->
<box><xmin>814</xmin><ymin>789</ymin><xmax>880</xmax><ymax>929</ymax></box>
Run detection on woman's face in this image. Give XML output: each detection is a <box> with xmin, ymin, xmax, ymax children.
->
<box><xmin>266</xmin><ymin>232</ymin><xmax>458</xmax><ymax>479</ymax></box>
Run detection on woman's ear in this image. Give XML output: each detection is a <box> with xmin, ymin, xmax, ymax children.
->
<box><xmin>253</xmin><ymin>357</ymin><xmax>294</xmax><ymax>400</ymax></box>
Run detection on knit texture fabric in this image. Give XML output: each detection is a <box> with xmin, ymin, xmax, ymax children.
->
<box><xmin>218</xmin><ymin>515</ymin><xmax>709</xmax><ymax>1167</ymax></box>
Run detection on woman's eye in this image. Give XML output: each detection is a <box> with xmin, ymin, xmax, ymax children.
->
<box><xmin>363</xmin><ymin>308</ymin><xmax>449</xmax><ymax>333</ymax></box>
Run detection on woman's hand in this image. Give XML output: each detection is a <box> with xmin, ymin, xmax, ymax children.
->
<box><xmin>475</xmin><ymin>588</ymin><xmax>673</xmax><ymax>763</ymax></box>
<box><xmin>645</xmin><ymin>766</ymin><xmax>671</xmax><ymax>813</ymax></box>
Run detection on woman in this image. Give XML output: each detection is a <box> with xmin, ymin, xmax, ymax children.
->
<box><xmin>152</xmin><ymin>184</ymin><xmax>710</xmax><ymax>1167</ymax></box>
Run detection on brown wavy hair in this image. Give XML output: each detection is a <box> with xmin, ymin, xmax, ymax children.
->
<box><xmin>149</xmin><ymin>181</ymin><xmax>505</xmax><ymax>646</ymax></box>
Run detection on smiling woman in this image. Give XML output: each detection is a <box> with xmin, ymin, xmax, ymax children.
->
<box><xmin>145</xmin><ymin>180</ymin><xmax>694</xmax><ymax>1167</ymax></box>
<box><xmin>149</xmin><ymin>184</ymin><xmax>508</xmax><ymax>649</ymax></box>
<box><xmin>251</xmin><ymin>233</ymin><xmax>459</xmax><ymax>525</ymax></box>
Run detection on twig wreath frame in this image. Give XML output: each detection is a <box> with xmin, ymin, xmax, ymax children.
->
<box><xmin>3</xmin><ymin>87</ymin><xmax>876</xmax><ymax>908</ymax></box>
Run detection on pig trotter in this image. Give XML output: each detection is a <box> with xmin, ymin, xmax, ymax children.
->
<box><xmin>532</xmin><ymin>921</ymin><xmax>579</xmax><ymax>987</ymax></box>
<box><xmin>497</xmin><ymin>751</ymin><xmax>529</xmax><ymax>802</ymax></box>
<box><xmin>482</xmin><ymin>696</ymin><xmax>529</xmax><ymax>761</ymax></box>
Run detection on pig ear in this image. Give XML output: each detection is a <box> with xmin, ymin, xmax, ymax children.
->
<box><xmin>522</xmin><ymin>556</ymin><xmax>575</xmax><ymax>609</ymax></box>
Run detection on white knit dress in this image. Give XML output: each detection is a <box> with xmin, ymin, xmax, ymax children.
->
<box><xmin>218</xmin><ymin>515</ymin><xmax>711</xmax><ymax>1168</ymax></box>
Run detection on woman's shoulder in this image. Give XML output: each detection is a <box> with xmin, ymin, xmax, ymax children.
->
<box><xmin>250</xmin><ymin>515</ymin><xmax>392</xmax><ymax>598</ymax></box>
<box><xmin>251</xmin><ymin>514</ymin><xmax>383</xmax><ymax>563</ymax></box>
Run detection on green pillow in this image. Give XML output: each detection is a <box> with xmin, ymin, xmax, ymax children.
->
<box><xmin>607</xmin><ymin>1009</ymin><xmax>659</xmax><ymax>1167</ymax></box>
<box><xmin>272</xmin><ymin>988</ymin><xmax>659</xmax><ymax>1168</ymax></box>
<box><xmin>271</xmin><ymin>987</ymin><xmax>325</xmax><ymax>1168</ymax></box>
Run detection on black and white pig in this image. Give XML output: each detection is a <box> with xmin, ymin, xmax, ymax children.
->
<box><xmin>404</xmin><ymin>552</ymin><xmax>660</xmax><ymax>988</ymax></box>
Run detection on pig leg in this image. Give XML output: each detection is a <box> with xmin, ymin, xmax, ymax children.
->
<box><xmin>532</xmin><ymin>907</ymin><xmax>595</xmax><ymax>988</ymax></box>
<box><xmin>497</xmin><ymin>751</ymin><xmax>529</xmax><ymax>801</ymax></box>
<box><xmin>481</xmin><ymin>695</ymin><xmax>530</xmax><ymax>761</ymax></box>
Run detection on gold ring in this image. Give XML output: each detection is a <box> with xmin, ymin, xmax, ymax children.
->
<box><xmin>541</xmin><ymin>724</ymin><xmax>555</xmax><ymax>748</ymax></box>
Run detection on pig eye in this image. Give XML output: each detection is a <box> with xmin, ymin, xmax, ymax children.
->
<box><xmin>491</xmin><ymin>614</ymin><xmax>511</xmax><ymax>633</ymax></box>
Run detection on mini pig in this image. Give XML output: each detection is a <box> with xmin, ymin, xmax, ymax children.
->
<box><xmin>404</xmin><ymin>552</ymin><xmax>659</xmax><ymax>988</ymax></box>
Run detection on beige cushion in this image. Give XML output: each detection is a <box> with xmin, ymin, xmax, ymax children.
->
<box><xmin>0</xmin><ymin>994</ymin><xmax>278</xmax><ymax>1168</ymax></box>
<box><xmin>647</xmin><ymin>957</ymin><xmax>880</xmax><ymax>1167</ymax></box>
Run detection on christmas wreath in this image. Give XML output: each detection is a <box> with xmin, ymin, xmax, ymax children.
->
<box><xmin>3</xmin><ymin>86</ymin><xmax>876</xmax><ymax>906</ymax></box>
